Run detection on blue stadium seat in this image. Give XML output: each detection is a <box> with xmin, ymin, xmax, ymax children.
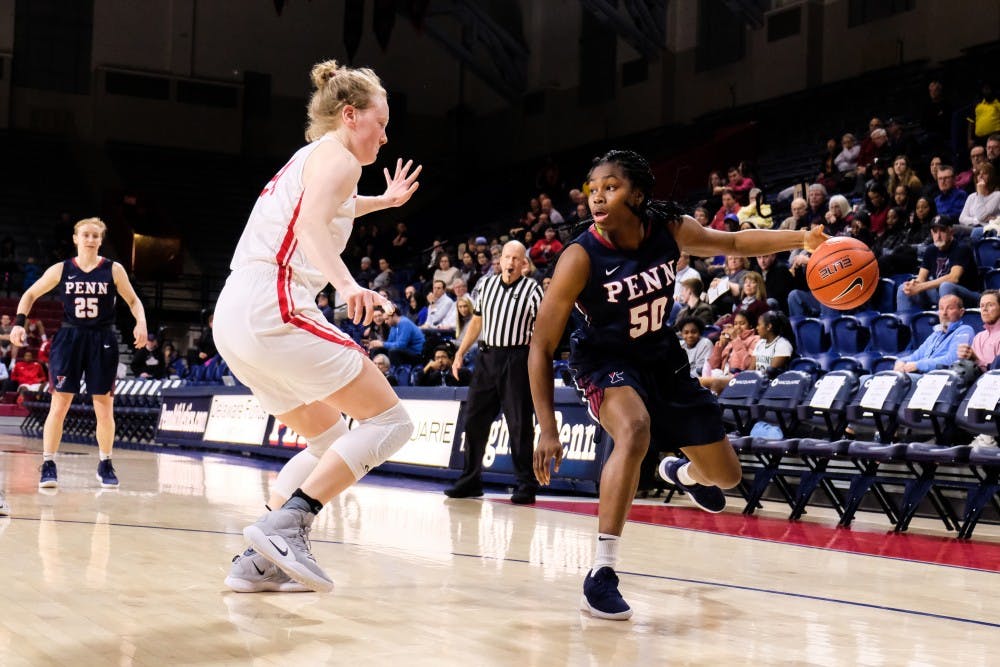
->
<box><xmin>871</xmin><ymin>278</ymin><xmax>897</xmax><ymax>313</ymax></box>
<box><xmin>871</xmin><ymin>355</ymin><xmax>899</xmax><ymax>373</ymax></box>
<box><xmin>788</xmin><ymin>356</ymin><xmax>821</xmax><ymax>378</ymax></box>
<box><xmin>961</xmin><ymin>308</ymin><xmax>984</xmax><ymax>334</ymax></box>
<box><xmin>896</xmin><ymin>369</ymin><xmax>970</xmax><ymax>443</ymax></box>
<box><xmin>750</xmin><ymin>370</ymin><xmax>814</xmax><ymax>436</ymax></box>
<box><xmin>973</xmin><ymin>237</ymin><xmax>1000</xmax><ymax>273</ymax></box>
<box><xmin>829</xmin><ymin>315</ymin><xmax>870</xmax><ymax>355</ymax></box>
<box><xmin>893</xmin><ymin>442</ymin><xmax>972</xmax><ymax>533</ymax></box>
<box><xmin>958</xmin><ymin>446</ymin><xmax>1000</xmax><ymax>539</ymax></box>
<box><xmin>717</xmin><ymin>371</ymin><xmax>769</xmax><ymax>436</ymax></box>
<box><xmin>792</xmin><ymin>318</ymin><xmax>828</xmax><ymax>356</ymax></box>
<box><xmin>870</xmin><ymin>313</ymin><xmax>910</xmax><ymax>354</ymax></box>
<box><xmin>984</xmin><ymin>268</ymin><xmax>1000</xmax><ymax>291</ymax></box>
<box><xmin>955</xmin><ymin>369</ymin><xmax>1000</xmax><ymax>440</ymax></box>
<box><xmin>908</xmin><ymin>311</ymin><xmax>940</xmax><ymax>348</ymax></box>
<box><xmin>394</xmin><ymin>364</ymin><xmax>413</xmax><ymax>387</ymax></box>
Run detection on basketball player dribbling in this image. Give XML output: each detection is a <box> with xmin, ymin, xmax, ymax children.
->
<box><xmin>216</xmin><ymin>60</ymin><xmax>420</xmax><ymax>593</ymax></box>
<box><xmin>10</xmin><ymin>217</ymin><xmax>148</xmax><ymax>491</ymax></box>
<box><xmin>529</xmin><ymin>151</ymin><xmax>826</xmax><ymax>619</ymax></box>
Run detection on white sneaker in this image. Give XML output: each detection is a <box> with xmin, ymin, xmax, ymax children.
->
<box><xmin>225</xmin><ymin>548</ymin><xmax>310</xmax><ymax>593</ymax></box>
<box><xmin>970</xmin><ymin>433</ymin><xmax>997</xmax><ymax>447</ymax></box>
<box><xmin>0</xmin><ymin>492</ymin><xmax>9</xmax><ymax>517</ymax></box>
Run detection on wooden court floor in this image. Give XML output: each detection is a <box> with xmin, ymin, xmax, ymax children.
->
<box><xmin>0</xmin><ymin>433</ymin><xmax>998</xmax><ymax>666</ymax></box>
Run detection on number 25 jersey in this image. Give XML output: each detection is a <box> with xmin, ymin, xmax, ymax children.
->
<box><xmin>59</xmin><ymin>257</ymin><xmax>117</xmax><ymax>328</ymax></box>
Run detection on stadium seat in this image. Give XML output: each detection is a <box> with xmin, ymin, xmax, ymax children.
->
<box><xmin>896</xmin><ymin>369</ymin><xmax>969</xmax><ymax>443</ymax></box>
<box><xmin>870</xmin><ymin>314</ymin><xmax>910</xmax><ymax>355</ymax></box>
<box><xmin>973</xmin><ymin>237</ymin><xmax>1000</xmax><ymax>273</ymax></box>
<box><xmin>984</xmin><ymin>268</ymin><xmax>1000</xmax><ymax>291</ymax></box>
<box><xmin>871</xmin><ymin>278</ymin><xmax>898</xmax><ymax>313</ymax></box>
<box><xmin>829</xmin><ymin>315</ymin><xmax>870</xmax><ymax>355</ymax></box>
<box><xmin>893</xmin><ymin>442</ymin><xmax>972</xmax><ymax>533</ymax></box>
<box><xmin>788</xmin><ymin>356</ymin><xmax>821</xmax><ymax>379</ymax></box>
<box><xmin>750</xmin><ymin>370</ymin><xmax>814</xmax><ymax>436</ymax></box>
<box><xmin>908</xmin><ymin>311</ymin><xmax>940</xmax><ymax>348</ymax></box>
<box><xmin>792</xmin><ymin>318</ymin><xmax>828</xmax><ymax>357</ymax></box>
<box><xmin>716</xmin><ymin>371</ymin><xmax>769</xmax><ymax>436</ymax></box>
<box><xmin>958</xmin><ymin>446</ymin><xmax>1000</xmax><ymax>539</ymax></box>
<box><xmin>795</xmin><ymin>370</ymin><xmax>861</xmax><ymax>440</ymax></box>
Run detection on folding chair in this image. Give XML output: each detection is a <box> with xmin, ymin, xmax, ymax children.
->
<box><xmin>716</xmin><ymin>371</ymin><xmax>769</xmax><ymax>437</ymax></box>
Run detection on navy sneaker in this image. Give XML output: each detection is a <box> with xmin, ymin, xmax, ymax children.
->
<box><xmin>38</xmin><ymin>460</ymin><xmax>58</xmax><ymax>489</ymax></box>
<box><xmin>659</xmin><ymin>456</ymin><xmax>726</xmax><ymax>513</ymax></box>
<box><xmin>580</xmin><ymin>567</ymin><xmax>633</xmax><ymax>620</ymax></box>
<box><xmin>96</xmin><ymin>459</ymin><xmax>119</xmax><ymax>488</ymax></box>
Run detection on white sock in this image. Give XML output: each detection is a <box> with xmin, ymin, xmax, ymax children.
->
<box><xmin>99</xmin><ymin>453</ymin><xmax>111</xmax><ymax>461</ymax></box>
<box><xmin>593</xmin><ymin>533</ymin><xmax>620</xmax><ymax>572</ymax></box>
<box><xmin>43</xmin><ymin>453</ymin><xmax>54</xmax><ymax>462</ymax></box>
<box><xmin>677</xmin><ymin>462</ymin><xmax>697</xmax><ymax>486</ymax></box>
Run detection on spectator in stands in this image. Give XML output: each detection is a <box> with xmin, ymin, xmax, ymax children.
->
<box><xmin>968</xmin><ymin>81</ymin><xmax>1000</xmax><ymax>150</ymax></box>
<box><xmin>10</xmin><ymin>350</ymin><xmax>47</xmax><ymax>389</ymax></box>
<box><xmin>372</xmin><ymin>353</ymin><xmax>397</xmax><ymax>386</ymax></box>
<box><xmin>529</xmin><ymin>226</ymin><xmax>564</xmax><ymax>269</ymax></box>
<box><xmin>453</xmin><ymin>295</ymin><xmax>475</xmax><ymax>345</ymax></box>
<box><xmin>131</xmin><ymin>333</ymin><xmax>166</xmax><ymax>379</ymax></box>
<box><xmin>475</xmin><ymin>249</ymin><xmax>491</xmax><ymax>278</ymax></box>
<box><xmin>835</xmin><ymin>133</ymin><xmax>860</xmax><ymax>179</ymax></box>
<box><xmin>425</xmin><ymin>238</ymin><xmax>446</xmax><ymax>273</ymax></box>
<box><xmin>710</xmin><ymin>189</ymin><xmax>740</xmax><ymax>230</ymax></box>
<box><xmin>362</xmin><ymin>306</ymin><xmax>391</xmax><ymax>350</ymax></box>
<box><xmin>371</xmin><ymin>257</ymin><xmax>395</xmax><ymax>294</ymax></box>
<box><xmin>708</xmin><ymin>255</ymin><xmax>749</xmax><ymax>317</ymax></box>
<box><xmin>672</xmin><ymin>251</ymin><xmax>700</xmax><ymax>301</ymax></box>
<box><xmin>457</xmin><ymin>251</ymin><xmax>478</xmax><ymax>290</ymax></box>
<box><xmin>677</xmin><ymin>317</ymin><xmax>713</xmax><ymax>380</ymax></box>
<box><xmin>923</xmin><ymin>156</ymin><xmax>943</xmax><ymax>198</ymax></box>
<box><xmin>23</xmin><ymin>318</ymin><xmax>46</xmax><ymax>349</ymax></box>
<box><xmin>857</xmin><ymin>125</ymin><xmax>890</xmax><ymax>178</ymax></box>
<box><xmin>700</xmin><ymin>310</ymin><xmax>758</xmax><ymax>393</ymax></box>
<box><xmin>390</xmin><ymin>222</ymin><xmax>411</xmax><ymax>267</ymax></box>
<box><xmin>823</xmin><ymin>194</ymin><xmax>855</xmax><ymax>236</ymax></box>
<box><xmin>316</xmin><ymin>292</ymin><xmax>335</xmax><ymax>322</ymax></box>
<box><xmin>848</xmin><ymin>209</ymin><xmax>875</xmax><ymax>247</ymax></box>
<box><xmin>432</xmin><ymin>254</ymin><xmax>459</xmax><ymax>289</ymax></box>
<box><xmin>403</xmin><ymin>290</ymin><xmax>427</xmax><ymax>325</ymax></box>
<box><xmin>755</xmin><ymin>252</ymin><xmax>794</xmax><ymax>313</ymax></box>
<box><xmin>886</xmin><ymin>118</ymin><xmax>919</xmax><ymax>163</ymax></box>
<box><xmin>988</xmin><ymin>133</ymin><xmax>1000</xmax><ymax>170</ymax></box>
<box><xmin>958</xmin><ymin>145</ymin><xmax>988</xmax><ymax>192</ymax></box>
<box><xmin>898</xmin><ymin>215</ymin><xmax>980</xmax><ymax>311</ymax></box>
<box><xmin>816</xmin><ymin>140</ymin><xmax>840</xmax><ymax>194</ymax></box>
<box><xmin>861</xmin><ymin>182</ymin><xmax>890</xmax><ymax>235</ymax></box>
<box><xmin>415</xmin><ymin>345</ymin><xmax>470</xmax><ymax>387</ymax></box>
<box><xmin>921</xmin><ymin>80</ymin><xmax>951</xmax><ymax>155</ymax></box>
<box><xmin>693</xmin><ymin>206</ymin><xmax>712</xmax><ymax>228</ymax></box>
<box><xmin>422</xmin><ymin>280</ymin><xmax>455</xmax><ymax>332</ymax></box>
<box><xmin>721</xmin><ymin>271</ymin><xmax>768</xmax><ymax>327</ymax></box>
<box><xmin>863</xmin><ymin>157</ymin><xmax>890</xmax><ymax>194</ymax></box>
<box><xmin>540</xmin><ymin>196</ymin><xmax>565</xmax><ymax>226</ymax></box>
<box><xmin>804</xmin><ymin>184</ymin><xmax>828</xmax><ymax>227</ymax></box>
<box><xmin>449</xmin><ymin>278</ymin><xmax>469</xmax><ymax>302</ymax></box>
<box><xmin>749</xmin><ymin>311</ymin><xmax>794</xmax><ymax>378</ymax></box>
<box><xmin>369</xmin><ymin>309</ymin><xmax>425</xmax><ymax>366</ymax></box>
<box><xmin>705</xmin><ymin>170</ymin><xmax>725</xmax><ymax>212</ymax></box>
<box><xmin>355</xmin><ymin>256</ymin><xmax>377</xmax><ymax>288</ymax></box>
<box><xmin>192</xmin><ymin>313</ymin><xmax>217</xmax><ymax>366</ymax></box>
<box><xmin>874</xmin><ymin>207</ymin><xmax>910</xmax><ymax>260</ymax></box>
<box><xmin>737</xmin><ymin>188</ymin><xmax>773</xmax><ymax>229</ymax></box>
<box><xmin>888</xmin><ymin>155</ymin><xmax>923</xmax><ymax>198</ymax></box>
<box><xmin>958</xmin><ymin>290</ymin><xmax>1000</xmax><ymax>374</ymax></box>
<box><xmin>934</xmin><ymin>166</ymin><xmax>969</xmax><ymax>218</ymax></box>
<box><xmin>960</xmin><ymin>163</ymin><xmax>1000</xmax><ymax>235</ymax></box>
<box><xmin>0</xmin><ymin>314</ymin><xmax>11</xmax><ymax>363</ymax></box>
<box><xmin>0</xmin><ymin>356</ymin><xmax>9</xmax><ymax>392</ymax></box>
<box><xmin>674</xmin><ymin>277</ymin><xmax>713</xmax><ymax>329</ymax></box>
<box><xmin>780</xmin><ymin>197</ymin><xmax>809</xmax><ymax>231</ymax></box>
<box><xmin>895</xmin><ymin>294</ymin><xmax>974</xmax><ymax>373</ymax></box>
<box><xmin>21</xmin><ymin>257</ymin><xmax>42</xmax><ymax>291</ymax></box>
<box><xmin>893</xmin><ymin>184</ymin><xmax>915</xmax><ymax>214</ymax></box>
<box><xmin>907</xmin><ymin>196</ymin><xmax>937</xmax><ymax>245</ymax></box>
<box><xmin>161</xmin><ymin>342</ymin><xmax>187</xmax><ymax>379</ymax></box>
<box><xmin>566</xmin><ymin>202</ymin><xmax>589</xmax><ymax>228</ymax></box>
<box><xmin>725</xmin><ymin>165</ymin><xmax>755</xmax><ymax>205</ymax></box>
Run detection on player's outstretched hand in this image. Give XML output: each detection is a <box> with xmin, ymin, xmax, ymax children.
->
<box><xmin>343</xmin><ymin>285</ymin><xmax>383</xmax><ymax>326</ymax></box>
<box><xmin>803</xmin><ymin>225</ymin><xmax>829</xmax><ymax>253</ymax></box>
<box><xmin>533</xmin><ymin>432</ymin><xmax>564</xmax><ymax>486</ymax></box>
<box><xmin>382</xmin><ymin>158</ymin><xmax>421</xmax><ymax>208</ymax></box>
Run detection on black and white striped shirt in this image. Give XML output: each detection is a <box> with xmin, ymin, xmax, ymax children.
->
<box><xmin>473</xmin><ymin>274</ymin><xmax>543</xmax><ymax>347</ymax></box>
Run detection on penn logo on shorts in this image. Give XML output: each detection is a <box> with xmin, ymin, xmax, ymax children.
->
<box><xmin>56</xmin><ymin>376</ymin><xmax>67</xmax><ymax>390</ymax></box>
<box><xmin>608</xmin><ymin>371</ymin><xmax>625</xmax><ymax>385</ymax></box>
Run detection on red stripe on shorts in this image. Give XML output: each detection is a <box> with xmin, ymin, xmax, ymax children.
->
<box><xmin>291</xmin><ymin>311</ymin><xmax>365</xmax><ymax>354</ymax></box>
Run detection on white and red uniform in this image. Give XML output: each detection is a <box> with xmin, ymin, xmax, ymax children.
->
<box><xmin>215</xmin><ymin>137</ymin><xmax>365</xmax><ymax>415</ymax></box>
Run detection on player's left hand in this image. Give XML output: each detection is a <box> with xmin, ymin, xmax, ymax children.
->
<box><xmin>382</xmin><ymin>158</ymin><xmax>422</xmax><ymax>208</ymax></box>
<box><xmin>803</xmin><ymin>225</ymin><xmax>829</xmax><ymax>253</ymax></box>
<box><xmin>133</xmin><ymin>325</ymin><xmax>148</xmax><ymax>349</ymax></box>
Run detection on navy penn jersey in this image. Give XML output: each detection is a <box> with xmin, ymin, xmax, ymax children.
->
<box><xmin>59</xmin><ymin>258</ymin><xmax>117</xmax><ymax>328</ymax></box>
<box><xmin>570</xmin><ymin>222</ymin><xmax>684</xmax><ymax>363</ymax></box>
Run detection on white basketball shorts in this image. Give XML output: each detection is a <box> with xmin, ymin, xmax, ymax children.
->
<box><xmin>214</xmin><ymin>264</ymin><xmax>365</xmax><ymax>415</ymax></box>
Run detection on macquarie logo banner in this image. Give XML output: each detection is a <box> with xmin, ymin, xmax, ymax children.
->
<box><xmin>157</xmin><ymin>396</ymin><xmax>212</xmax><ymax>444</ymax></box>
<box><xmin>204</xmin><ymin>394</ymin><xmax>271</xmax><ymax>445</ymax></box>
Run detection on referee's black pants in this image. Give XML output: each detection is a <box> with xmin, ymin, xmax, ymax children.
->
<box><xmin>455</xmin><ymin>346</ymin><xmax>538</xmax><ymax>488</ymax></box>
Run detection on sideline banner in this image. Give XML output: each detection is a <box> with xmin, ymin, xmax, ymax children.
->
<box><xmin>204</xmin><ymin>394</ymin><xmax>271</xmax><ymax>445</ymax></box>
<box><xmin>157</xmin><ymin>395</ymin><xmax>213</xmax><ymax>446</ymax></box>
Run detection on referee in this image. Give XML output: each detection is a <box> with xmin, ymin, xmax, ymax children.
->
<box><xmin>445</xmin><ymin>241</ymin><xmax>543</xmax><ymax>504</ymax></box>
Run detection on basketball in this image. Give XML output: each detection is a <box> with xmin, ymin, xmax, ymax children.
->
<box><xmin>805</xmin><ymin>237</ymin><xmax>879</xmax><ymax>310</ymax></box>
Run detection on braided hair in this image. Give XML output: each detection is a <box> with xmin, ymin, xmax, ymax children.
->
<box><xmin>587</xmin><ymin>149</ymin><xmax>686</xmax><ymax>228</ymax></box>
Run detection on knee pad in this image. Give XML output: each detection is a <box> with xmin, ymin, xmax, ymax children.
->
<box><xmin>305</xmin><ymin>418</ymin><xmax>348</xmax><ymax>457</ymax></box>
<box><xmin>331</xmin><ymin>402</ymin><xmax>413</xmax><ymax>480</ymax></box>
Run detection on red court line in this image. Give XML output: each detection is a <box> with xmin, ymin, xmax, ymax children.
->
<box><xmin>525</xmin><ymin>500</ymin><xmax>1000</xmax><ymax>573</ymax></box>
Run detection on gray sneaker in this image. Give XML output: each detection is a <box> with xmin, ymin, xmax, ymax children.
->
<box><xmin>224</xmin><ymin>547</ymin><xmax>310</xmax><ymax>593</ymax></box>
<box><xmin>243</xmin><ymin>507</ymin><xmax>334</xmax><ymax>593</ymax></box>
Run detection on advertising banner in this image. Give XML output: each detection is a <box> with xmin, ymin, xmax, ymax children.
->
<box><xmin>204</xmin><ymin>394</ymin><xmax>271</xmax><ymax>445</ymax></box>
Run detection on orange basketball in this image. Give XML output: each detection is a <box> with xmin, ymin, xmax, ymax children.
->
<box><xmin>805</xmin><ymin>237</ymin><xmax>879</xmax><ymax>310</ymax></box>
